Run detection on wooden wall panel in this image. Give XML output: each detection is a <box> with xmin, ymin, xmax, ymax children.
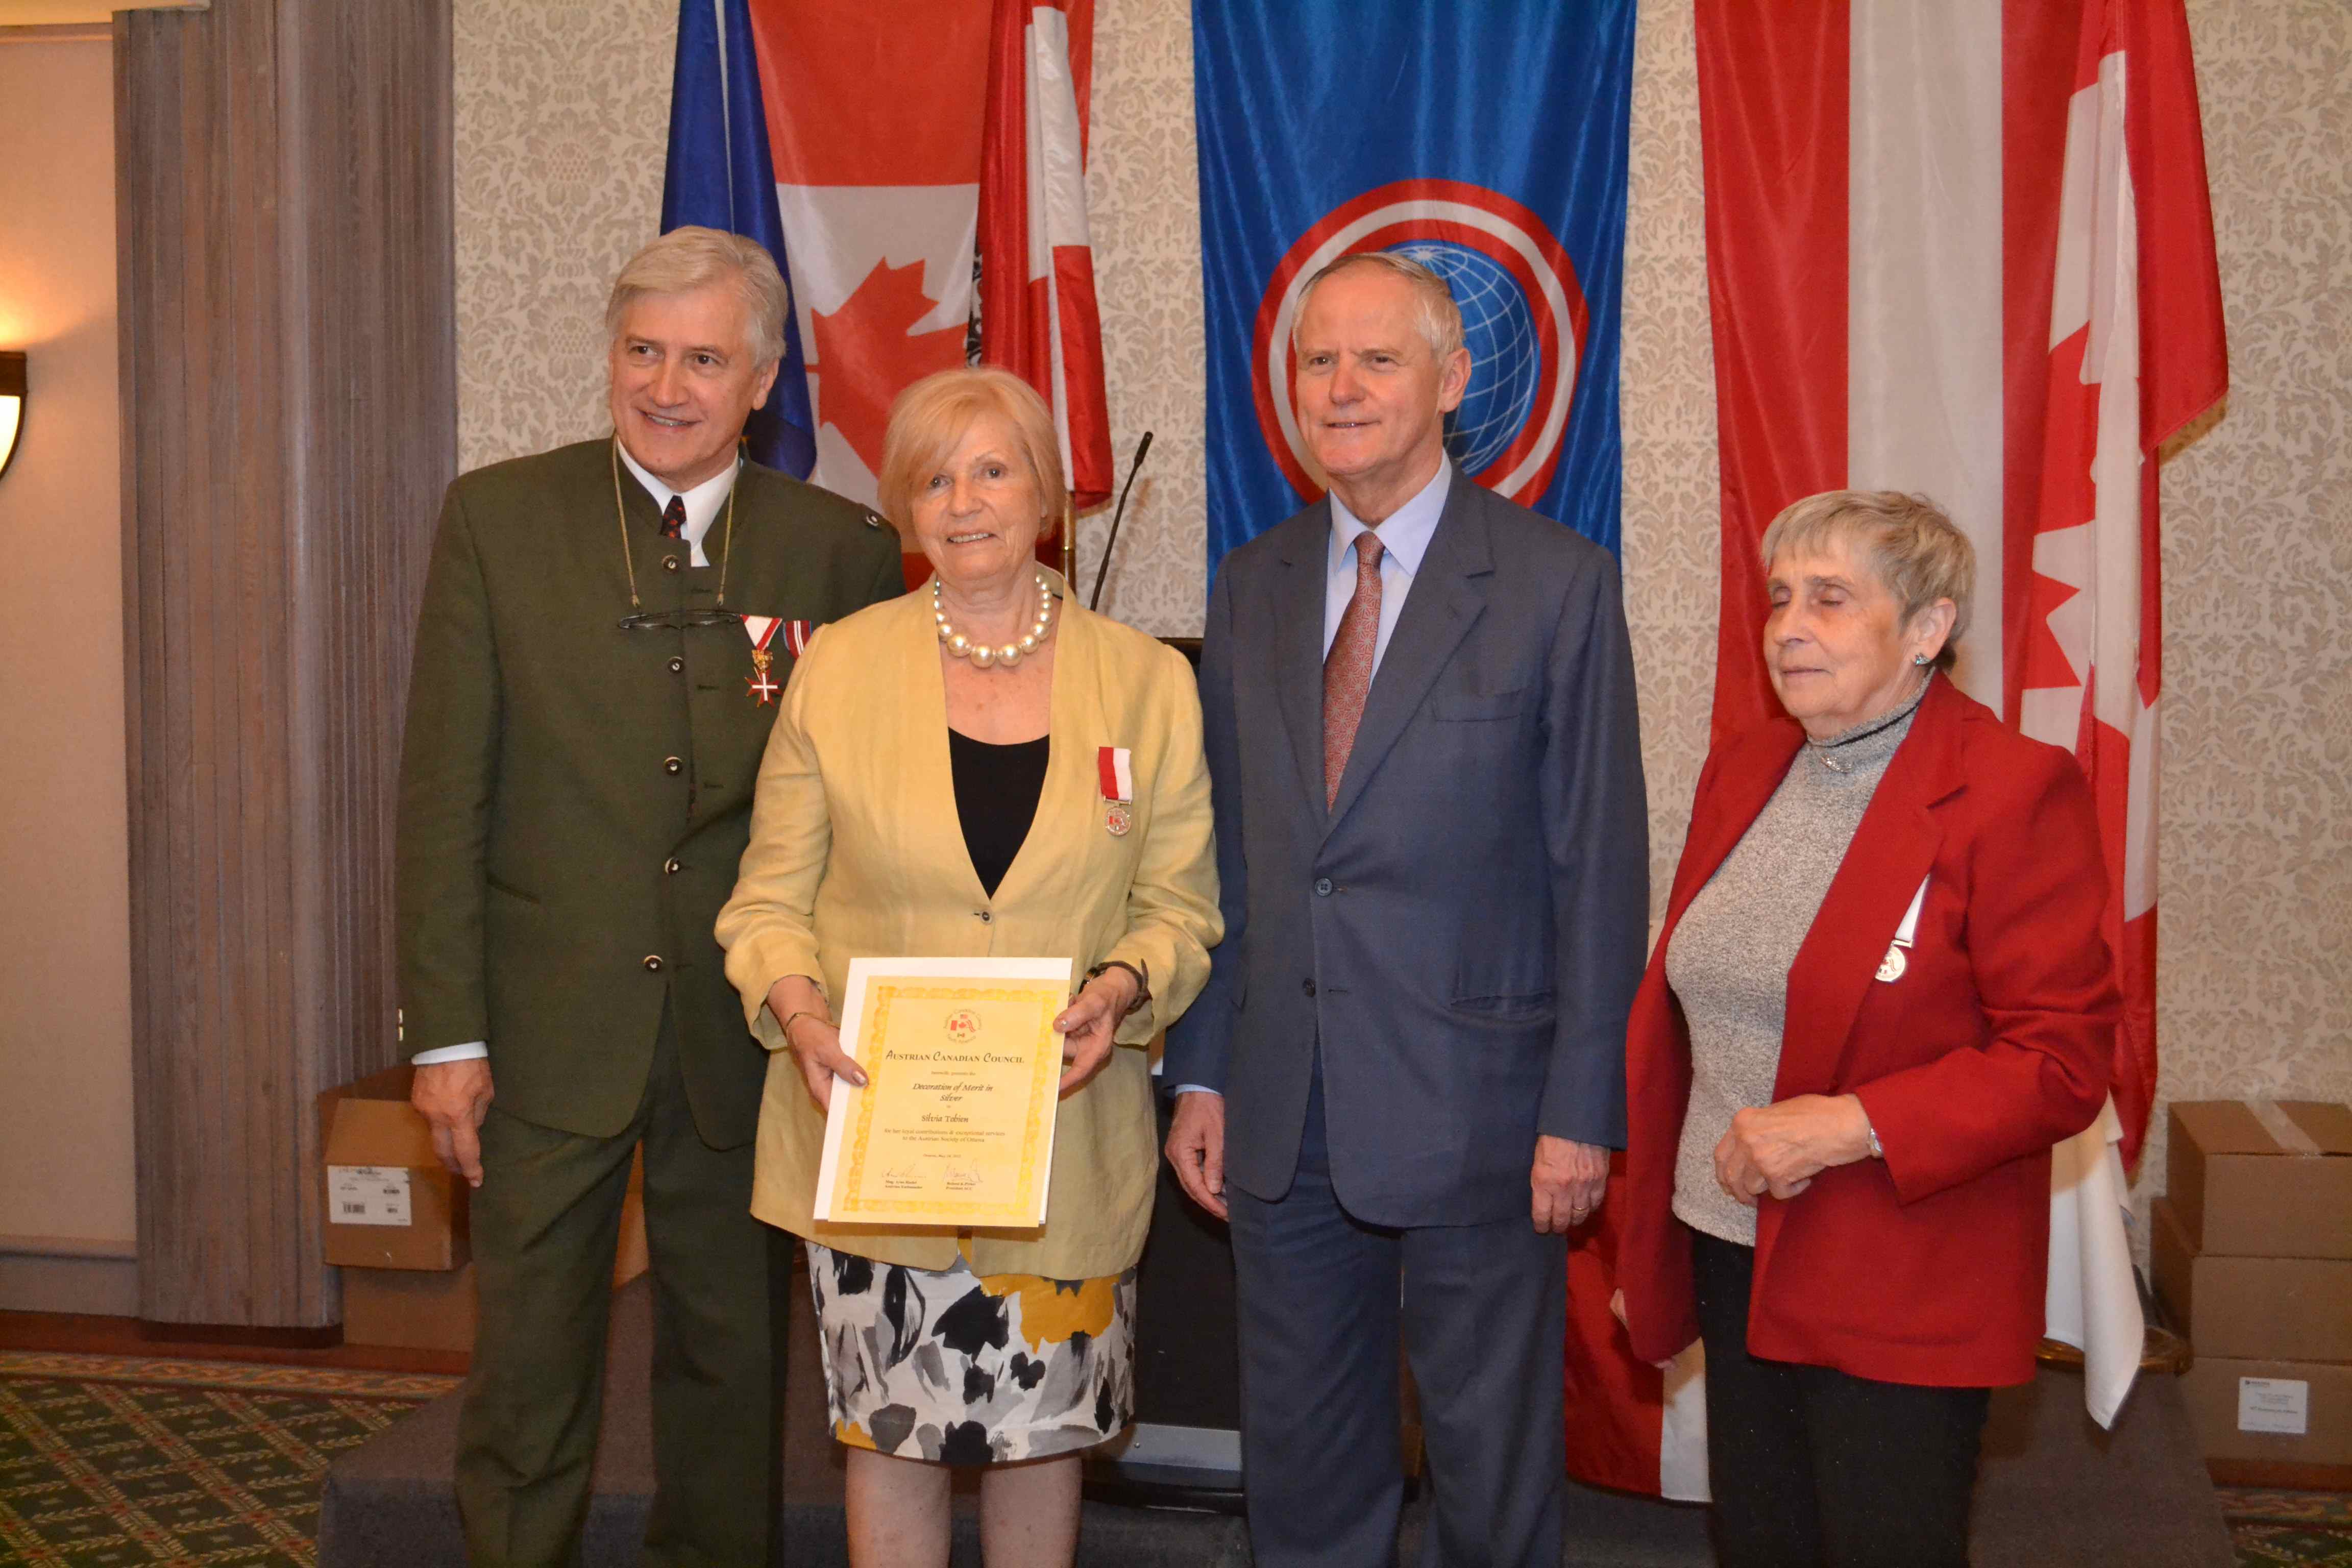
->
<box><xmin>117</xmin><ymin>0</ymin><xmax>454</xmax><ymax>1328</ymax></box>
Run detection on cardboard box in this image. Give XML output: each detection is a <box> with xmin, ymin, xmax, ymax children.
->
<box><xmin>319</xmin><ymin>1065</ymin><xmax>470</xmax><ymax>1271</ymax></box>
<box><xmin>2151</xmin><ymin>1198</ymin><xmax>2352</xmax><ymax>1363</ymax></box>
<box><xmin>344</xmin><ymin>1261</ymin><xmax>478</xmax><ymax>1354</ymax></box>
<box><xmin>2167</xmin><ymin>1100</ymin><xmax>2352</xmax><ymax>1259</ymax></box>
<box><xmin>322</xmin><ymin>1064</ymin><xmax>649</xmax><ymax>1349</ymax></box>
<box><xmin>2179</xmin><ymin>1355</ymin><xmax>2352</xmax><ymax>1467</ymax></box>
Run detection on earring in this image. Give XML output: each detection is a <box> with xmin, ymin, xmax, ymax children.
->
<box><xmin>1912</xmin><ymin>653</ymin><xmax>1930</xmax><ymax>666</ymax></box>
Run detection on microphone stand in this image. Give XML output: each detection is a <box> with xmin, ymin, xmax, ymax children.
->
<box><xmin>1088</xmin><ymin>430</ymin><xmax>1155</xmax><ymax>613</ymax></box>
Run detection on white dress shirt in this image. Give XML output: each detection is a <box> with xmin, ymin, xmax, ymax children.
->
<box><xmin>408</xmin><ymin>443</ymin><xmax>745</xmax><ymax>1068</ymax></box>
<box><xmin>618</xmin><ymin>441</ymin><xmax>743</xmax><ymax>569</ymax></box>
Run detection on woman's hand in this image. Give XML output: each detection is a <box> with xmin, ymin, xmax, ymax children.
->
<box><xmin>765</xmin><ymin>975</ymin><xmax>864</xmax><ymax>1113</ymax></box>
<box><xmin>1713</xmin><ymin>1093</ymin><xmax>1875</xmax><ymax>1206</ymax></box>
<box><xmin>1052</xmin><ymin>968</ymin><xmax>1138</xmax><ymax>1096</ymax></box>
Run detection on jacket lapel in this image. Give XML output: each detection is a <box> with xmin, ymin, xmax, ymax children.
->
<box><xmin>1273</xmin><ymin>504</ymin><xmax>1337</xmax><ymax>824</ymax></box>
<box><xmin>1663</xmin><ymin>724</ymin><xmax>1805</xmax><ymax>942</ymax></box>
<box><xmin>1773</xmin><ymin>677</ymin><xmax>1970</xmax><ymax>1097</ymax></box>
<box><xmin>989</xmin><ymin>573</ymin><xmax>1092</xmax><ymax>906</ymax></box>
<box><xmin>1324</xmin><ymin>480</ymin><xmax>1489</xmax><ymax>833</ymax></box>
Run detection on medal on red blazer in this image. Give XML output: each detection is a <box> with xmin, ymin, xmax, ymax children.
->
<box><xmin>1097</xmin><ymin>746</ymin><xmax>1134</xmax><ymax>837</ymax></box>
<box><xmin>742</xmin><ymin>616</ymin><xmax>783</xmax><ymax>705</ymax></box>
<box><xmin>1876</xmin><ymin>875</ymin><xmax>1931</xmax><ymax>983</ymax></box>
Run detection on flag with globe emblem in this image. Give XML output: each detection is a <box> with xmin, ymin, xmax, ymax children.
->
<box><xmin>1194</xmin><ymin>1</ymin><xmax>1633</xmax><ymax>577</ymax></box>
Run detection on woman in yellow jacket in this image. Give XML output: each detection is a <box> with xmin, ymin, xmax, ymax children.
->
<box><xmin>716</xmin><ymin>366</ymin><xmax>1221</xmax><ymax>1566</ymax></box>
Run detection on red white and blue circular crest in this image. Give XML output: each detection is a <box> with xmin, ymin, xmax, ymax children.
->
<box><xmin>1250</xmin><ymin>179</ymin><xmax>1590</xmax><ymax>508</ymax></box>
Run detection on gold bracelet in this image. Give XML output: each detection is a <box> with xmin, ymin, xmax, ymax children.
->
<box><xmin>781</xmin><ymin>1010</ymin><xmax>828</xmax><ymax>1049</ymax></box>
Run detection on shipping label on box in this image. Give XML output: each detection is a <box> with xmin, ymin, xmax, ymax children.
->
<box><xmin>329</xmin><ymin>1165</ymin><xmax>413</xmax><ymax>1227</ymax></box>
<box><xmin>2240</xmin><ymin>1378</ymin><xmax>2311</xmax><ymax>1436</ymax></box>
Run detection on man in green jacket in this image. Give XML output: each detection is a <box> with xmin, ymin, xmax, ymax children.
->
<box><xmin>397</xmin><ymin>227</ymin><xmax>905</xmax><ymax>1566</ymax></box>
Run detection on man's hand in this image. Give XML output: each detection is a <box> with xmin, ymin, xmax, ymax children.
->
<box><xmin>1530</xmin><ymin>1135</ymin><xmax>1608</xmax><ymax>1234</ymax></box>
<box><xmin>411</xmin><ymin>1060</ymin><xmax>496</xmax><ymax>1189</ymax></box>
<box><xmin>1714</xmin><ymin>1092</ymin><xmax>1875</xmax><ymax>1205</ymax></box>
<box><xmin>1052</xmin><ymin>968</ymin><xmax>1139</xmax><ymax>1096</ymax></box>
<box><xmin>766</xmin><ymin>975</ymin><xmax>862</xmax><ymax>1113</ymax></box>
<box><xmin>1164</xmin><ymin>1091</ymin><xmax>1228</xmax><ymax>1220</ymax></box>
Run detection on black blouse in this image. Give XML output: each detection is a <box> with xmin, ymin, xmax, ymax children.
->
<box><xmin>948</xmin><ymin>729</ymin><xmax>1051</xmax><ymax>898</ymax></box>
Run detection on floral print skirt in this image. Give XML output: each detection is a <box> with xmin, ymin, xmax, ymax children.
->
<box><xmin>804</xmin><ymin>1241</ymin><xmax>1137</xmax><ymax>1464</ymax></box>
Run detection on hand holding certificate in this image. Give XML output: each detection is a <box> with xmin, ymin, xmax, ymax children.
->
<box><xmin>812</xmin><ymin>958</ymin><xmax>1075</xmax><ymax>1229</ymax></box>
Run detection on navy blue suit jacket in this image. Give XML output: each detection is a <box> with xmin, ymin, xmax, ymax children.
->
<box><xmin>1164</xmin><ymin>474</ymin><xmax>1649</xmax><ymax>1228</ymax></box>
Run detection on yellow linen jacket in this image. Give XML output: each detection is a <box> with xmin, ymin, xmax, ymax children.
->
<box><xmin>716</xmin><ymin>576</ymin><xmax>1222</xmax><ymax>1278</ymax></box>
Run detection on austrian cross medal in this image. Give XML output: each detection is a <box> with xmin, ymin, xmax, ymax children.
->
<box><xmin>742</xmin><ymin>616</ymin><xmax>783</xmax><ymax>706</ymax></box>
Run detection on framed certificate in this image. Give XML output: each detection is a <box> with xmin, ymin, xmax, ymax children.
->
<box><xmin>812</xmin><ymin>957</ymin><xmax>1074</xmax><ymax>1229</ymax></box>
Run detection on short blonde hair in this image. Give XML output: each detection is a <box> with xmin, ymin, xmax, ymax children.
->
<box><xmin>1760</xmin><ymin>490</ymin><xmax>1975</xmax><ymax>669</ymax></box>
<box><xmin>605</xmin><ymin>227</ymin><xmax>789</xmax><ymax>368</ymax></box>
<box><xmin>1293</xmin><ymin>250</ymin><xmax>1466</xmax><ymax>365</ymax></box>
<box><xmin>876</xmin><ymin>367</ymin><xmax>1068</xmax><ymax>535</ymax></box>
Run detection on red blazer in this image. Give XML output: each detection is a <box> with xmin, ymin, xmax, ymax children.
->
<box><xmin>1618</xmin><ymin>676</ymin><xmax>2116</xmax><ymax>1388</ymax></box>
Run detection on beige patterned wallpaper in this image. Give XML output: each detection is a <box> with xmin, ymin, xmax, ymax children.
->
<box><xmin>453</xmin><ymin>0</ymin><xmax>2350</xmax><ymax>1212</ymax></box>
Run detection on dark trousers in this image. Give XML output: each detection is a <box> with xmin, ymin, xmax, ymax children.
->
<box><xmin>456</xmin><ymin>1011</ymin><xmax>787</xmax><ymax>1567</ymax></box>
<box><xmin>1691</xmin><ymin>1229</ymin><xmax>1990</xmax><ymax>1568</ymax></box>
<box><xmin>1227</xmin><ymin>1066</ymin><xmax>1567</xmax><ymax>1568</ymax></box>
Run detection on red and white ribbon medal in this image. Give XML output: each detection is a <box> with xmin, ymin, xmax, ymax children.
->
<box><xmin>780</xmin><ymin>620</ymin><xmax>815</xmax><ymax>657</ymax></box>
<box><xmin>742</xmin><ymin>615</ymin><xmax>782</xmax><ymax>706</ymax></box>
<box><xmin>1096</xmin><ymin>746</ymin><xmax>1134</xmax><ymax>837</ymax></box>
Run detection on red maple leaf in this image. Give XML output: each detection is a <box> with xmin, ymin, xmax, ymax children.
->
<box><xmin>810</xmin><ymin>260</ymin><xmax>969</xmax><ymax>480</ymax></box>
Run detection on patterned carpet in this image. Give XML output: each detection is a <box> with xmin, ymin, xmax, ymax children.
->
<box><xmin>2222</xmin><ymin>1487</ymin><xmax>2352</xmax><ymax>1568</ymax></box>
<box><xmin>0</xmin><ymin>1351</ymin><xmax>2343</xmax><ymax>1566</ymax></box>
<box><xmin>0</xmin><ymin>1351</ymin><xmax>458</xmax><ymax>1566</ymax></box>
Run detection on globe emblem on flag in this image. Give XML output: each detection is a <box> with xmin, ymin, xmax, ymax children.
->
<box><xmin>1252</xmin><ymin>179</ymin><xmax>1590</xmax><ymax>508</ymax></box>
<box><xmin>1386</xmin><ymin>240</ymin><xmax>1544</xmax><ymax>479</ymax></box>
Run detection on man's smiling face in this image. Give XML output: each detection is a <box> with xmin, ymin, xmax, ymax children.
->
<box><xmin>1291</xmin><ymin>264</ymin><xmax>1469</xmax><ymax>514</ymax></box>
<box><xmin>606</xmin><ymin>282</ymin><xmax>779</xmax><ymax>491</ymax></box>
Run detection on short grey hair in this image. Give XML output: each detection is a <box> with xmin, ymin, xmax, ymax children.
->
<box><xmin>1292</xmin><ymin>251</ymin><xmax>1466</xmax><ymax>365</ymax></box>
<box><xmin>605</xmin><ymin>226</ymin><xmax>789</xmax><ymax>369</ymax></box>
<box><xmin>1760</xmin><ymin>490</ymin><xmax>1976</xmax><ymax>670</ymax></box>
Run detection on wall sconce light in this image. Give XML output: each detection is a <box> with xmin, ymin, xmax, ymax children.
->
<box><xmin>0</xmin><ymin>353</ymin><xmax>23</xmax><ymax>483</ymax></box>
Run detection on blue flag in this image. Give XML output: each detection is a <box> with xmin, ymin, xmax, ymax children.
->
<box><xmin>1194</xmin><ymin>1</ymin><xmax>1633</xmax><ymax>579</ymax></box>
<box><xmin>660</xmin><ymin>0</ymin><xmax>816</xmax><ymax>479</ymax></box>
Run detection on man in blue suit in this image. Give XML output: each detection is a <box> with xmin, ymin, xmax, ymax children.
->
<box><xmin>1165</xmin><ymin>252</ymin><xmax>1649</xmax><ymax>1567</ymax></box>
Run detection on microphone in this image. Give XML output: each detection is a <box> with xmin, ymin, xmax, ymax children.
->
<box><xmin>1088</xmin><ymin>430</ymin><xmax>1156</xmax><ymax>612</ymax></box>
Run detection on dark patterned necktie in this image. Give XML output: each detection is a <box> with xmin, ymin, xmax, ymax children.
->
<box><xmin>659</xmin><ymin>495</ymin><xmax>686</xmax><ymax>541</ymax></box>
<box><xmin>1322</xmin><ymin>532</ymin><xmax>1384</xmax><ymax>808</ymax></box>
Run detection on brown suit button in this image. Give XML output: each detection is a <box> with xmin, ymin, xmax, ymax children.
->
<box><xmin>663</xmin><ymin>756</ymin><xmax>683</xmax><ymax>775</ymax></box>
<box><xmin>643</xmin><ymin>955</ymin><xmax>665</xmax><ymax>972</ymax></box>
<box><xmin>662</xmin><ymin>555</ymin><xmax>681</xmax><ymax>573</ymax></box>
<box><xmin>664</xmin><ymin>856</ymin><xmax>681</xmax><ymax>874</ymax></box>
<box><xmin>668</xmin><ymin>656</ymin><xmax>684</xmax><ymax>674</ymax></box>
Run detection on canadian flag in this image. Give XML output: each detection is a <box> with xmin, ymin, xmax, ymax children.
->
<box><xmin>1570</xmin><ymin>0</ymin><xmax>2226</xmax><ymax>1499</ymax></box>
<box><xmin>744</xmin><ymin>0</ymin><xmax>989</xmax><ymax>513</ymax></box>
<box><xmin>978</xmin><ymin>0</ymin><xmax>1115</xmax><ymax>513</ymax></box>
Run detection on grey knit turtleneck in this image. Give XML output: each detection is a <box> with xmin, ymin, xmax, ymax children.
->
<box><xmin>1667</xmin><ymin>678</ymin><xmax>1928</xmax><ymax>1246</ymax></box>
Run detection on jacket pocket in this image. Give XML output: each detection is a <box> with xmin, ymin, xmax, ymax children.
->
<box><xmin>486</xmin><ymin>876</ymin><xmax>543</xmax><ymax>908</ymax></box>
<box><xmin>1431</xmin><ymin>686</ymin><xmax>1526</xmax><ymax>722</ymax></box>
<box><xmin>1450</xmin><ymin>988</ymin><xmax>1556</xmax><ymax>1020</ymax></box>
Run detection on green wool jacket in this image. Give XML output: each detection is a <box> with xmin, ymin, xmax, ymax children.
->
<box><xmin>395</xmin><ymin>438</ymin><xmax>905</xmax><ymax>1148</ymax></box>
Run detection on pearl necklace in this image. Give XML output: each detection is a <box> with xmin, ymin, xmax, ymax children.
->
<box><xmin>935</xmin><ymin>570</ymin><xmax>1057</xmax><ymax>669</ymax></box>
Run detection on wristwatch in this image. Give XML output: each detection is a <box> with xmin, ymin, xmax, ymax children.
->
<box><xmin>1084</xmin><ymin>959</ymin><xmax>1152</xmax><ymax>1020</ymax></box>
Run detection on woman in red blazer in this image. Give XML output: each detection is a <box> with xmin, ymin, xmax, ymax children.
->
<box><xmin>1616</xmin><ymin>491</ymin><xmax>2115</xmax><ymax>1568</ymax></box>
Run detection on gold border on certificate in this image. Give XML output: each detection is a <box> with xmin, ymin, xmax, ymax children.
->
<box><xmin>812</xmin><ymin>957</ymin><xmax>1074</xmax><ymax>1229</ymax></box>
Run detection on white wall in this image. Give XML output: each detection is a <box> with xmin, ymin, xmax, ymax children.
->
<box><xmin>0</xmin><ymin>32</ymin><xmax>139</xmax><ymax>1312</ymax></box>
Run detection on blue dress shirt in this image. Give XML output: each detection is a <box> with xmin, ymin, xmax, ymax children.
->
<box><xmin>1321</xmin><ymin>459</ymin><xmax>1453</xmax><ymax>676</ymax></box>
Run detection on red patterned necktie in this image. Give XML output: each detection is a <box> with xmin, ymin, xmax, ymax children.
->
<box><xmin>1322</xmin><ymin>531</ymin><xmax>1384</xmax><ymax>808</ymax></box>
<box><xmin>659</xmin><ymin>495</ymin><xmax>686</xmax><ymax>541</ymax></box>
